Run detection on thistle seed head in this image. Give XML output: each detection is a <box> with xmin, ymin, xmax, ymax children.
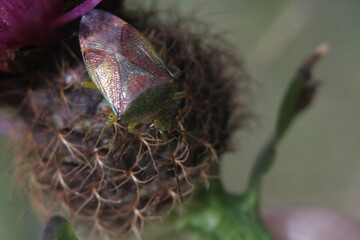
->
<box><xmin>0</xmin><ymin>3</ymin><xmax>250</xmax><ymax>239</ymax></box>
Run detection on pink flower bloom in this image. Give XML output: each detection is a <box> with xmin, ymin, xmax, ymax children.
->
<box><xmin>0</xmin><ymin>0</ymin><xmax>102</xmax><ymax>52</ymax></box>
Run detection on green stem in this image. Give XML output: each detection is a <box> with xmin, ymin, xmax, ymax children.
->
<box><xmin>245</xmin><ymin>44</ymin><xmax>328</xmax><ymax>212</ymax></box>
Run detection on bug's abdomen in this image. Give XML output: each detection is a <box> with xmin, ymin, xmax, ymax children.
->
<box><xmin>120</xmin><ymin>81</ymin><xmax>178</xmax><ymax>124</ymax></box>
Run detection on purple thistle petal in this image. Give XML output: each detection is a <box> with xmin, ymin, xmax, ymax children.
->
<box><xmin>50</xmin><ymin>0</ymin><xmax>102</xmax><ymax>28</ymax></box>
<box><xmin>0</xmin><ymin>0</ymin><xmax>102</xmax><ymax>52</ymax></box>
<box><xmin>0</xmin><ymin>0</ymin><xmax>62</xmax><ymax>51</ymax></box>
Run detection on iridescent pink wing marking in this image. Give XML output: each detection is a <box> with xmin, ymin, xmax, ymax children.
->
<box><xmin>79</xmin><ymin>9</ymin><xmax>174</xmax><ymax>117</ymax></box>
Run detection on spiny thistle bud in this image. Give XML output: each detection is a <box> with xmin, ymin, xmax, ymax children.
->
<box><xmin>0</xmin><ymin>2</ymin><xmax>250</xmax><ymax>239</ymax></box>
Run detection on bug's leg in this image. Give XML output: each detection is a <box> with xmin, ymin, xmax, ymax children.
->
<box><xmin>156</xmin><ymin>40</ymin><xmax>167</xmax><ymax>59</ymax></box>
<box><xmin>155</xmin><ymin>40</ymin><xmax>185</xmax><ymax>101</ymax></box>
<box><xmin>173</xmin><ymin>91</ymin><xmax>187</xmax><ymax>100</ymax></box>
<box><xmin>171</xmin><ymin>64</ymin><xmax>182</xmax><ymax>79</ymax></box>
<box><xmin>158</xmin><ymin>44</ymin><xmax>167</xmax><ymax>59</ymax></box>
<box><xmin>127</xmin><ymin>122</ymin><xmax>139</xmax><ymax>134</ymax></box>
<box><xmin>83</xmin><ymin>79</ymin><xmax>115</xmax><ymax>125</ymax></box>
<box><xmin>154</xmin><ymin>39</ymin><xmax>182</xmax><ymax>78</ymax></box>
<box><xmin>105</xmin><ymin>113</ymin><xmax>118</xmax><ymax>126</ymax></box>
<box><xmin>81</xmin><ymin>79</ymin><xmax>98</xmax><ymax>89</ymax></box>
<box><xmin>152</xmin><ymin>114</ymin><xmax>184</xmax><ymax>203</ymax></box>
<box><xmin>159</xmin><ymin>129</ymin><xmax>184</xmax><ymax>204</ymax></box>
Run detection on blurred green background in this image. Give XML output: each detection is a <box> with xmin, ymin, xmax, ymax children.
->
<box><xmin>1</xmin><ymin>0</ymin><xmax>359</xmax><ymax>239</ymax></box>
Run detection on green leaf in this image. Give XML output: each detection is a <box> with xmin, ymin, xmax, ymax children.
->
<box><xmin>39</xmin><ymin>216</ymin><xmax>78</xmax><ymax>240</ymax></box>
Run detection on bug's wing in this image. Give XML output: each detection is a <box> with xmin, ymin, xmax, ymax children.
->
<box><xmin>79</xmin><ymin>9</ymin><xmax>126</xmax><ymax>116</ymax></box>
<box><xmin>117</xmin><ymin>16</ymin><xmax>176</xmax><ymax>103</ymax></box>
<box><xmin>119</xmin><ymin>23</ymin><xmax>174</xmax><ymax>82</ymax></box>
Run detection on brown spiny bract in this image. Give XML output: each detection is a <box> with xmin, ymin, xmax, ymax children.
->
<box><xmin>0</xmin><ymin>3</ymin><xmax>249</xmax><ymax>239</ymax></box>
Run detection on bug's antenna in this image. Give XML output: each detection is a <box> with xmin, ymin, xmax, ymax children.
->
<box><xmin>159</xmin><ymin>130</ymin><xmax>184</xmax><ymax>204</ymax></box>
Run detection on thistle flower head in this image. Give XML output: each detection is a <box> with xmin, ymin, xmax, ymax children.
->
<box><xmin>0</xmin><ymin>0</ymin><xmax>102</xmax><ymax>52</ymax></box>
<box><xmin>0</xmin><ymin>3</ymin><xmax>250</xmax><ymax>239</ymax></box>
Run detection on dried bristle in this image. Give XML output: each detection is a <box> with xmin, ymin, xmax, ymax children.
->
<box><xmin>0</xmin><ymin>2</ymin><xmax>250</xmax><ymax>239</ymax></box>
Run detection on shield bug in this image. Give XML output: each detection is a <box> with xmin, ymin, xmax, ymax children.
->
<box><xmin>79</xmin><ymin>9</ymin><xmax>185</xmax><ymax>202</ymax></box>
